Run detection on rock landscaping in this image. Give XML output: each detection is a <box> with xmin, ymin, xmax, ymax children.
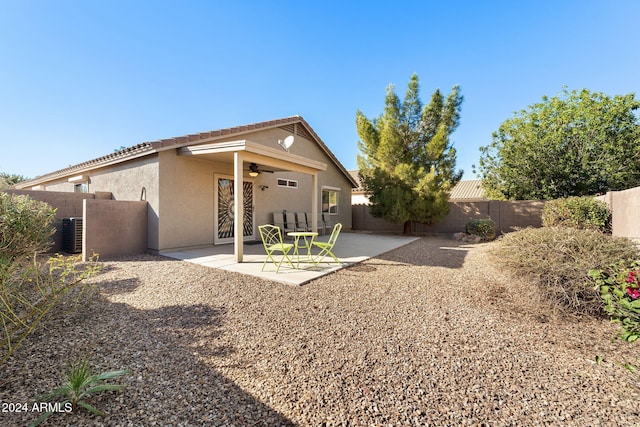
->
<box><xmin>1</xmin><ymin>236</ymin><xmax>639</xmax><ymax>426</ymax></box>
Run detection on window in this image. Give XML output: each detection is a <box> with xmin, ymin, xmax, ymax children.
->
<box><xmin>74</xmin><ymin>182</ymin><xmax>88</xmax><ymax>193</ymax></box>
<box><xmin>322</xmin><ymin>189</ymin><xmax>338</xmax><ymax>214</ymax></box>
<box><xmin>277</xmin><ymin>178</ymin><xmax>298</xmax><ymax>188</ymax></box>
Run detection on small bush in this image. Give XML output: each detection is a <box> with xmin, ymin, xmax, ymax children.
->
<box><xmin>590</xmin><ymin>261</ymin><xmax>640</xmax><ymax>342</ymax></box>
<box><xmin>542</xmin><ymin>196</ymin><xmax>611</xmax><ymax>232</ymax></box>
<box><xmin>490</xmin><ymin>227</ymin><xmax>639</xmax><ymax>316</ymax></box>
<box><xmin>0</xmin><ymin>193</ymin><xmax>56</xmax><ymax>262</ymax></box>
<box><xmin>465</xmin><ymin>218</ymin><xmax>497</xmax><ymax>241</ymax></box>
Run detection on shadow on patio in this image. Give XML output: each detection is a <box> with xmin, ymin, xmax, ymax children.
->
<box><xmin>160</xmin><ymin>232</ymin><xmax>419</xmax><ymax>285</ymax></box>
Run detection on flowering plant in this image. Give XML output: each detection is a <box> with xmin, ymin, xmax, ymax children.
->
<box><xmin>590</xmin><ymin>260</ymin><xmax>640</xmax><ymax>342</ymax></box>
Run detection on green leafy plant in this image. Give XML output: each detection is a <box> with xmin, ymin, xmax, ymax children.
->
<box><xmin>542</xmin><ymin>196</ymin><xmax>611</xmax><ymax>232</ymax></box>
<box><xmin>465</xmin><ymin>218</ymin><xmax>497</xmax><ymax>240</ymax></box>
<box><xmin>590</xmin><ymin>260</ymin><xmax>640</xmax><ymax>342</ymax></box>
<box><xmin>31</xmin><ymin>358</ymin><xmax>131</xmax><ymax>426</ymax></box>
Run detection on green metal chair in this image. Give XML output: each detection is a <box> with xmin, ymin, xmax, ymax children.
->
<box><xmin>312</xmin><ymin>222</ymin><xmax>342</xmax><ymax>264</ymax></box>
<box><xmin>259</xmin><ymin>224</ymin><xmax>295</xmax><ymax>273</ymax></box>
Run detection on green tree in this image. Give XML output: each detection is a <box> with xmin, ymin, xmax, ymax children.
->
<box><xmin>0</xmin><ymin>172</ymin><xmax>28</xmax><ymax>190</ymax></box>
<box><xmin>356</xmin><ymin>74</ymin><xmax>463</xmax><ymax>234</ymax></box>
<box><xmin>477</xmin><ymin>88</ymin><xmax>640</xmax><ymax>200</ymax></box>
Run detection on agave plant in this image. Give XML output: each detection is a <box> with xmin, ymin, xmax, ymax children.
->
<box><xmin>31</xmin><ymin>358</ymin><xmax>130</xmax><ymax>426</ymax></box>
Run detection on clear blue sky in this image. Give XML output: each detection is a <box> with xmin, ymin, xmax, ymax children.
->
<box><xmin>1</xmin><ymin>0</ymin><xmax>638</xmax><ymax>180</ymax></box>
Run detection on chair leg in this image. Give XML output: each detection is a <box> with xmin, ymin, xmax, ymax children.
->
<box><xmin>314</xmin><ymin>248</ymin><xmax>341</xmax><ymax>265</ymax></box>
<box><xmin>275</xmin><ymin>250</ymin><xmax>295</xmax><ymax>273</ymax></box>
<box><xmin>262</xmin><ymin>252</ymin><xmax>276</xmax><ymax>272</ymax></box>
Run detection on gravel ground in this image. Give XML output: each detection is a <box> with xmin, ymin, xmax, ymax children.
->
<box><xmin>1</xmin><ymin>236</ymin><xmax>640</xmax><ymax>426</ymax></box>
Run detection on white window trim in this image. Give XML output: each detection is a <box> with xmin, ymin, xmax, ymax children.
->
<box><xmin>277</xmin><ymin>178</ymin><xmax>298</xmax><ymax>189</ymax></box>
<box><xmin>68</xmin><ymin>174</ymin><xmax>87</xmax><ymax>183</ymax></box>
<box><xmin>321</xmin><ymin>187</ymin><xmax>340</xmax><ymax>215</ymax></box>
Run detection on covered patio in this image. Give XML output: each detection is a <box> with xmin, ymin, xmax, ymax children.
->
<box><xmin>160</xmin><ymin>232</ymin><xmax>419</xmax><ymax>285</ymax></box>
<box><xmin>178</xmin><ymin>138</ymin><xmax>327</xmax><ymax>263</ymax></box>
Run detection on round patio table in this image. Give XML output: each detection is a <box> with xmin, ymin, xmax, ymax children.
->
<box><xmin>287</xmin><ymin>231</ymin><xmax>318</xmax><ymax>267</ymax></box>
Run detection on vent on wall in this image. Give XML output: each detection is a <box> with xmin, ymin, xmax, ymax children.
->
<box><xmin>62</xmin><ymin>217</ymin><xmax>83</xmax><ymax>254</ymax></box>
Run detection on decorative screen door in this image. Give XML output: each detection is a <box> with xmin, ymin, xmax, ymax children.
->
<box><xmin>215</xmin><ymin>176</ymin><xmax>254</xmax><ymax>244</ymax></box>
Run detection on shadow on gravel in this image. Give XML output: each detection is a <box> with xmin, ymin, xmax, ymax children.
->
<box><xmin>0</xmin><ymin>289</ymin><xmax>295</xmax><ymax>426</ymax></box>
<box><xmin>98</xmin><ymin>277</ymin><xmax>142</xmax><ymax>295</ymax></box>
<box><xmin>374</xmin><ymin>242</ymin><xmax>470</xmax><ymax>268</ymax></box>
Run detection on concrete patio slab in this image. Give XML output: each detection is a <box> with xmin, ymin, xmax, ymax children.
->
<box><xmin>160</xmin><ymin>232</ymin><xmax>419</xmax><ymax>285</ymax></box>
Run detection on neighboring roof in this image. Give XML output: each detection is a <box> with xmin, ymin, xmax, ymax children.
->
<box><xmin>17</xmin><ymin>116</ymin><xmax>358</xmax><ymax>188</ymax></box>
<box><xmin>348</xmin><ymin>170</ymin><xmax>364</xmax><ymax>192</ymax></box>
<box><xmin>450</xmin><ymin>179</ymin><xmax>486</xmax><ymax>200</ymax></box>
<box><xmin>346</xmin><ymin>172</ymin><xmax>486</xmax><ymax>201</ymax></box>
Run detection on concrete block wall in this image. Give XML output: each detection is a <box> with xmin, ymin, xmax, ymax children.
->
<box><xmin>597</xmin><ymin>187</ymin><xmax>640</xmax><ymax>241</ymax></box>
<box><xmin>3</xmin><ymin>189</ymin><xmax>112</xmax><ymax>252</ymax></box>
<box><xmin>83</xmin><ymin>199</ymin><xmax>148</xmax><ymax>261</ymax></box>
<box><xmin>353</xmin><ymin>200</ymin><xmax>546</xmax><ymax>235</ymax></box>
<box><xmin>351</xmin><ymin>204</ymin><xmax>403</xmax><ymax>233</ymax></box>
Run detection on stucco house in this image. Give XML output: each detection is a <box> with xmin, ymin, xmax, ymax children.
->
<box><xmin>16</xmin><ymin>116</ymin><xmax>357</xmax><ymax>261</ymax></box>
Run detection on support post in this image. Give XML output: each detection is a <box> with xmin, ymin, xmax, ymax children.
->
<box><xmin>311</xmin><ymin>173</ymin><xmax>318</xmax><ymax>233</ymax></box>
<box><xmin>234</xmin><ymin>152</ymin><xmax>244</xmax><ymax>263</ymax></box>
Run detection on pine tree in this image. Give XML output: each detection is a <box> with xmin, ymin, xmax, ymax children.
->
<box><xmin>356</xmin><ymin>74</ymin><xmax>463</xmax><ymax>234</ymax></box>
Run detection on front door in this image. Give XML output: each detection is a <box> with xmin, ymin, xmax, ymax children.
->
<box><xmin>214</xmin><ymin>176</ymin><xmax>254</xmax><ymax>244</ymax></box>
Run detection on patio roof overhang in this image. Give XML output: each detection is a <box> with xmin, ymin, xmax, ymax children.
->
<box><xmin>178</xmin><ymin>140</ymin><xmax>327</xmax><ymax>174</ymax></box>
<box><xmin>178</xmin><ymin>139</ymin><xmax>328</xmax><ymax>263</ymax></box>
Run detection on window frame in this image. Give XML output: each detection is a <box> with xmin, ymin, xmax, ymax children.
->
<box><xmin>277</xmin><ymin>178</ymin><xmax>298</xmax><ymax>189</ymax></box>
<box><xmin>74</xmin><ymin>182</ymin><xmax>89</xmax><ymax>193</ymax></box>
<box><xmin>322</xmin><ymin>187</ymin><xmax>339</xmax><ymax>215</ymax></box>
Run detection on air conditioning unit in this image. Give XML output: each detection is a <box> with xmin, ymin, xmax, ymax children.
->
<box><xmin>62</xmin><ymin>217</ymin><xmax>83</xmax><ymax>254</ymax></box>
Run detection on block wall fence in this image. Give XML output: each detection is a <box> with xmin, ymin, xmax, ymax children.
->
<box><xmin>355</xmin><ymin>184</ymin><xmax>640</xmax><ymax>241</ymax></box>
<box><xmin>3</xmin><ymin>189</ymin><xmax>147</xmax><ymax>259</ymax></box>
<box><xmin>596</xmin><ymin>186</ymin><xmax>640</xmax><ymax>242</ymax></box>
<box><xmin>352</xmin><ymin>200</ymin><xmax>546</xmax><ymax>235</ymax></box>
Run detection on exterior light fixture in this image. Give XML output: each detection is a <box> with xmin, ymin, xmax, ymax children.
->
<box><xmin>248</xmin><ymin>163</ymin><xmax>260</xmax><ymax>177</ymax></box>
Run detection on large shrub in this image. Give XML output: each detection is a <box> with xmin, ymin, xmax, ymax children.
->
<box><xmin>542</xmin><ymin>196</ymin><xmax>611</xmax><ymax>232</ymax></box>
<box><xmin>490</xmin><ymin>227</ymin><xmax>639</xmax><ymax>316</ymax></box>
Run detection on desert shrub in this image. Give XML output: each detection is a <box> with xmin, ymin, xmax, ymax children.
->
<box><xmin>490</xmin><ymin>227</ymin><xmax>639</xmax><ymax>316</ymax></box>
<box><xmin>0</xmin><ymin>192</ymin><xmax>56</xmax><ymax>262</ymax></box>
<box><xmin>542</xmin><ymin>196</ymin><xmax>611</xmax><ymax>232</ymax></box>
<box><xmin>465</xmin><ymin>218</ymin><xmax>497</xmax><ymax>241</ymax></box>
<box><xmin>0</xmin><ymin>193</ymin><xmax>100</xmax><ymax>365</ymax></box>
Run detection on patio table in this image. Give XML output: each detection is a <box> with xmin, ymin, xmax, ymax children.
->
<box><xmin>287</xmin><ymin>231</ymin><xmax>318</xmax><ymax>268</ymax></box>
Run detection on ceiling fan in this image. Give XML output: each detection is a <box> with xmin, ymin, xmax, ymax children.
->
<box><xmin>246</xmin><ymin>163</ymin><xmax>274</xmax><ymax>177</ymax></box>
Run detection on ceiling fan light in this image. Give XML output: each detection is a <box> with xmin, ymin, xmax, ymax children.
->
<box><xmin>249</xmin><ymin>171</ymin><xmax>259</xmax><ymax>177</ymax></box>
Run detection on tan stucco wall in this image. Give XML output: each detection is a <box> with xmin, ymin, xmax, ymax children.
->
<box><xmin>155</xmin><ymin>127</ymin><xmax>353</xmax><ymax>250</ymax></box>
<box><xmin>597</xmin><ymin>187</ymin><xmax>640</xmax><ymax>241</ymax></box>
<box><xmin>83</xmin><ymin>199</ymin><xmax>148</xmax><ymax>261</ymax></box>
<box><xmin>238</xmin><ymin>127</ymin><xmax>353</xmax><ymax>229</ymax></box>
<box><xmin>24</xmin><ymin>156</ymin><xmax>161</xmax><ymax>251</ymax></box>
<box><xmin>157</xmin><ymin>151</ymin><xmax>224</xmax><ymax>249</ymax></box>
